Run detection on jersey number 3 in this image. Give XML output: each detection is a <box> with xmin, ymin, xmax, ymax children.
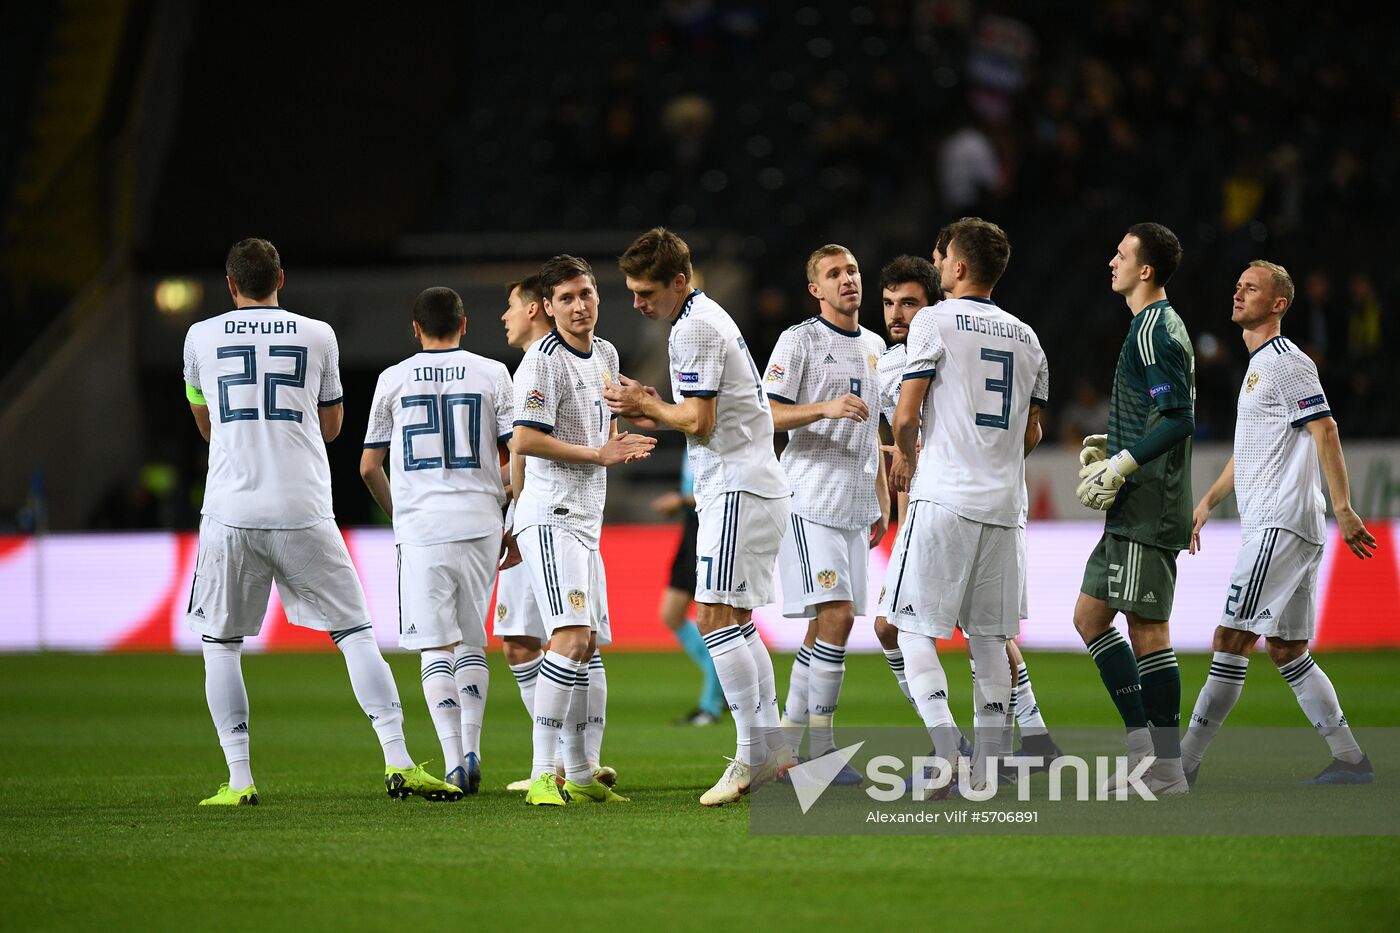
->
<box><xmin>975</xmin><ymin>348</ymin><xmax>1014</xmax><ymax>431</ymax></box>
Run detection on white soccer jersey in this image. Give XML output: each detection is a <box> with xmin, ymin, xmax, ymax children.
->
<box><xmin>1233</xmin><ymin>335</ymin><xmax>1330</xmax><ymax>545</ymax></box>
<box><xmin>183</xmin><ymin>305</ymin><xmax>343</xmax><ymax>529</ymax></box>
<box><xmin>765</xmin><ymin>317</ymin><xmax>886</xmax><ymax>529</ymax></box>
<box><xmin>668</xmin><ymin>291</ymin><xmax>788</xmax><ymax>510</ymax></box>
<box><xmin>363</xmin><ymin>349</ymin><xmax>514</xmax><ymax>546</ymax></box>
<box><xmin>877</xmin><ymin>341</ymin><xmax>907</xmax><ymax>425</ymax></box>
<box><xmin>512</xmin><ymin>330</ymin><xmax>620</xmax><ymax>549</ymax></box>
<box><xmin>903</xmin><ymin>296</ymin><xmax>1049</xmax><ymax>527</ymax></box>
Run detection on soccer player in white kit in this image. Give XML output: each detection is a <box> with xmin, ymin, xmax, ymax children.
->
<box><xmin>882</xmin><ymin>219</ymin><xmax>1049</xmax><ymax>793</ymax></box>
<box><xmin>360</xmin><ymin>287</ymin><xmax>513</xmax><ymax>795</ymax></box>
<box><xmin>766</xmin><ymin>245</ymin><xmax>888</xmax><ymax>775</ymax></box>
<box><xmin>183</xmin><ymin>238</ymin><xmax>458</xmax><ymax>805</ymax></box>
<box><xmin>610</xmin><ymin>228</ymin><xmax>792</xmax><ymax>806</ymax></box>
<box><xmin>511</xmin><ymin>255</ymin><xmax>655</xmax><ymax>806</ymax></box>
<box><xmin>1183</xmin><ymin>261</ymin><xmax>1377</xmax><ymax>786</ymax></box>
<box><xmin>874</xmin><ymin>253</ymin><xmax>1060</xmax><ymax>770</ymax></box>
<box><xmin>498</xmin><ymin>275</ymin><xmax>618</xmax><ymax>792</ymax></box>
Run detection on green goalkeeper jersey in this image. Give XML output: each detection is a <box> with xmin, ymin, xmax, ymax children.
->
<box><xmin>1105</xmin><ymin>300</ymin><xmax>1195</xmax><ymax>550</ymax></box>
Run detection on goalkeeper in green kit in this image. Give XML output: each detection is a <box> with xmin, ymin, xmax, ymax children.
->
<box><xmin>1073</xmin><ymin>223</ymin><xmax>1195</xmax><ymax>796</ymax></box>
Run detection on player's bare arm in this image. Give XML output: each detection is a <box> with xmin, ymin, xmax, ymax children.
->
<box><xmin>769</xmin><ymin>394</ymin><xmax>869</xmax><ymax>432</ymax></box>
<box><xmin>870</xmin><ymin>445</ymin><xmax>891</xmax><ymax>547</ymax></box>
<box><xmin>889</xmin><ymin>374</ymin><xmax>928</xmax><ymax>492</ymax></box>
<box><xmin>510</xmin><ymin>423</ymin><xmax>655</xmax><ymax>467</ymax></box>
<box><xmin>319</xmin><ymin>402</ymin><xmax>344</xmax><ymax>442</ymax></box>
<box><xmin>605</xmin><ymin>374</ymin><xmax>716</xmax><ymax>437</ymax></box>
<box><xmin>1189</xmin><ymin>457</ymin><xmax>1235</xmax><ymax>554</ymax></box>
<box><xmin>1023</xmin><ymin>404</ymin><xmax>1044</xmax><ymax>457</ymax></box>
<box><xmin>359</xmin><ymin>446</ymin><xmax>393</xmax><ymax>519</ymax></box>
<box><xmin>1306</xmin><ymin>416</ymin><xmax>1378</xmax><ymax>559</ymax></box>
<box><xmin>189</xmin><ymin>402</ymin><xmax>212</xmax><ymax>442</ymax></box>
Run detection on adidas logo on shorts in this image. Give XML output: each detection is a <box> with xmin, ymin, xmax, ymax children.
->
<box><xmin>406</xmin><ymin>624</ymin><xmax>417</xmax><ymax>634</ymax></box>
<box><xmin>735</xmin><ymin>581</ymin><xmax>748</xmax><ymax>593</ymax></box>
<box><xmin>194</xmin><ymin>608</ymin><xmax>205</xmax><ymax>618</ymax></box>
<box><xmin>899</xmin><ymin>604</ymin><xmax>916</xmax><ymax>616</ymax></box>
<box><xmin>1142</xmin><ymin>592</ymin><xmax>1157</xmax><ymax>603</ymax></box>
<box><xmin>1257</xmin><ymin>609</ymin><xmax>1273</xmax><ymax>620</ymax></box>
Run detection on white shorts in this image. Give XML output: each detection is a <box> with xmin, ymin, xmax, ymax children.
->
<box><xmin>515</xmin><ymin>524</ymin><xmax>612</xmax><ymax>646</ymax></box>
<box><xmin>1220</xmin><ymin>527</ymin><xmax>1323</xmax><ymax>640</ymax></box>
<box><xmin>778</xmin><ymin>515</ymin><xmax>869</xmax><ymax>618</ymax></box>
<box><xmin>186</xmin><ymin>516</ymin><xmax>371</xmax><ymax>640</ymax></box>
<box><xmin>877</xmin><ymin>500</ymin><xmax>1022</xmax><ymax>639</ymax></box>
<box><xmin>493</xmin><ymin>560</ymin><xmax>547</xmax><ymax>641</ymax></box>
<box><xmin>395</xmin><ymin>537</ymin><xmax>498</xmax><ymax>650</ymax></box>
<box><xmin>695</xmin><ymin>492</ymin><xmax>788</xmax><ymax>610</ymax></box>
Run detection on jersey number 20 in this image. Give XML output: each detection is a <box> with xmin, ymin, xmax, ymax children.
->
<box><xmin>402</xmin><ymin>393</ymin><xmax>482</xmax><ymax>471</ymax></box>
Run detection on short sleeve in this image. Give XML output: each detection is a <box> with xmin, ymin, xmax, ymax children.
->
<box><xmin>319</xmin><ymin>328</ymin><xmax>344</xmax><ymax>407</ymax></box>
<box><xmin>493</xmin><ymin>365</ymin><xmax>515</xmax><ymax>442</ymax></box>
<box><xmin>1275</xmin><ymin>351</ymin><xmax>1331</xmax><ymax>427</ymax></box>
<box><xmin>512</xmin><ymin>351</ymin><xmax>557</xmax><ymax>433</ymax></box>
<box><xmin>1143</xmin><ymin>324</ymin><xmax>1191</xmax><ymax>413</ymax></box>
<box><xmin>670</xmin><ymin>318</ymin><xmax>725</xmax><ymax>397</ymax></box>
<box><xmin>182</xmin><ymin>331</ymin><xmax>204</xmax><ymax>402</ymax></box>
<box><xmin>763</xmin><ymin>328</ymin><xmax>807</xmax><ymax>404</ymax></box>
<box><xmin>903</xmin><ymin>312</ymin><xmax>945</xmax><ymax>380</ymax></box>
<box><xmin>363</xmin><ymin>371</ymin><xmax>394</xmax><ymax>448</ymax></box>
<box><xmin>1031</xmin><ymin>354</ymin><xmax>1050</xmax><ymax>408</ymax></box>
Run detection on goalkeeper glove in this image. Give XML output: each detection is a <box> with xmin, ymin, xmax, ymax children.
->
<box><xmin>1079</xmin><ymin>434</ymin><xmax>1108</xmax><ymax>466</ymax></box>
<box><xmin>1077</xmin><ymin>449</ymin><xmax>1138</xmax><ymax>511</ymax></box>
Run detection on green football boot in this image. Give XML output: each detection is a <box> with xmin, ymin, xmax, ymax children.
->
<box><xmin>525</xmin><ymin>771</ymin><xmax>569</xmax><ymax>806</ymax></box>
<box><xmin>199</xmin><ymin>783</ymin><xmax>259</xmax><ymax>806</ymax></box>
<box><xmin>563</xmin><ymin>779</ymin><xmax>629</xmax><ymax>803</ymax></box>
<box><xmin>385</xmin><ymin>763</ymin><xmax>464</xmax><ymax>802</ymax></box>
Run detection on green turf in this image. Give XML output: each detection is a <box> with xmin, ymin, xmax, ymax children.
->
<box><xmin>2</xmin><ymin>651</ymin><xmax>1398</xmax><ymax>931</ymax></box>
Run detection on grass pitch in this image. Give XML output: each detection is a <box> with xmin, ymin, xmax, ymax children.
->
<box><xmin>2</xmin><ymin>650</ymin><xmax>1398</xmax><ymax>931</ymax></box>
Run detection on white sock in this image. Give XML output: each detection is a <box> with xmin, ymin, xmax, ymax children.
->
<box><xmin>783</xmin><ymin>645</ymin><xmax>813</xmax><ymax>725</ymax></box>
<box><xmin>531</xmin><ymin>651</ymin><xmax>578</xmax><ymax>777</ymax></box>
<box><xmin>454</xmin><ymin>646</ymin><xmax>489</xmax><ymax>759</ymax></box>
<box><xmin>1000</xmin><ymin>677</ymin><xmax>1018</xmax><ymax>755</ymax></box>
<box><xmin>1014</xmin><ymin>662</ymin><xmax>1049</xmax><ymax>737</ymax></box>
<box><xmin>881</xmin><ymin>645</ymin><xmax>914</xmax><ymax>706</ymax></box>
<box><xmin>1180</xmin><ymin>651</ymin><xmax>1248</xmax><ymax>771</ymax></box>
<box><xmin>585</xmin><ymin>653</ymin><xmax>606</xmax><ymax>766</ymax></box>
<box><xmin>562</xmin><ymin>667</ymin><xmax>592</xmax><ymax>784</ymax></box>
<box><xmin>742</xmin><ymin>622</ymin><xmax>780</xmax><ymax>727</ymax></box>
<box><xmin>808</xmin><ymin>639</ymin><xmax>846</xmax><ymax>756</ymax></box>
<box><xmin>897</xmin><ymin>630</ymin><xmax>960</xmax><ymax>761</ymax></box>
<box><xmin>968</xmin><ymin>634</ymin><xmax>1012</xmax><ymax>785</ymax></box>
<box><xmin>704</xmin><ymin>625</ymin><xmax>763</xmax><ymax>766</ymax></box>
<box><xmin>333</xmin><ymin>626</ymin><xmax>412</xmax><ymax>769</ymax></box>
<box><xmin>420</xmin><ymin>650</ymin><xmax>462</xmax><ymax>770</ymax></box>
<box><xmin>202</xmin><ymin>638</ymin><xmax>253</xmax><ymax>789</ymax></box>
<box><xmin>1279</xmin><ymin>651</ymin><xmax>1364</xmax><ymax>763</ymax></box>
<box><xmin>508</xmin><ymin>654</ymin><xmax>541</xmax><ymax>721</ymax></box>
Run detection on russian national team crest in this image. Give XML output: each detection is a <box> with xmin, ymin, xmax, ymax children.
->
<box><xmin>1246</xmin><ymin>372</ymin><xmax>1260</xmax><ymax>393</ymax></box>
<box><xmin>568</xmin><ymin>590</ymin><xmax>587</xmax><ymax>612</ymax></box>
<box><xmin>816</xmin><ymin>569</ymin><xmax>838</xmax><ymax>590</ymax></box>
<box><xmin>867</xmin><ymin>354</ymin><xmax>879</xmax><ymax>372</ymax></box>
<box><xmin>878</xmin><ymin>585</ymin><xmax>886</xmax><ymax>604</ymax></box>
<box><xmin>496</xmin><ymin>603</ymin><xmax>507</xmax><ymax>621</ymax></box>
